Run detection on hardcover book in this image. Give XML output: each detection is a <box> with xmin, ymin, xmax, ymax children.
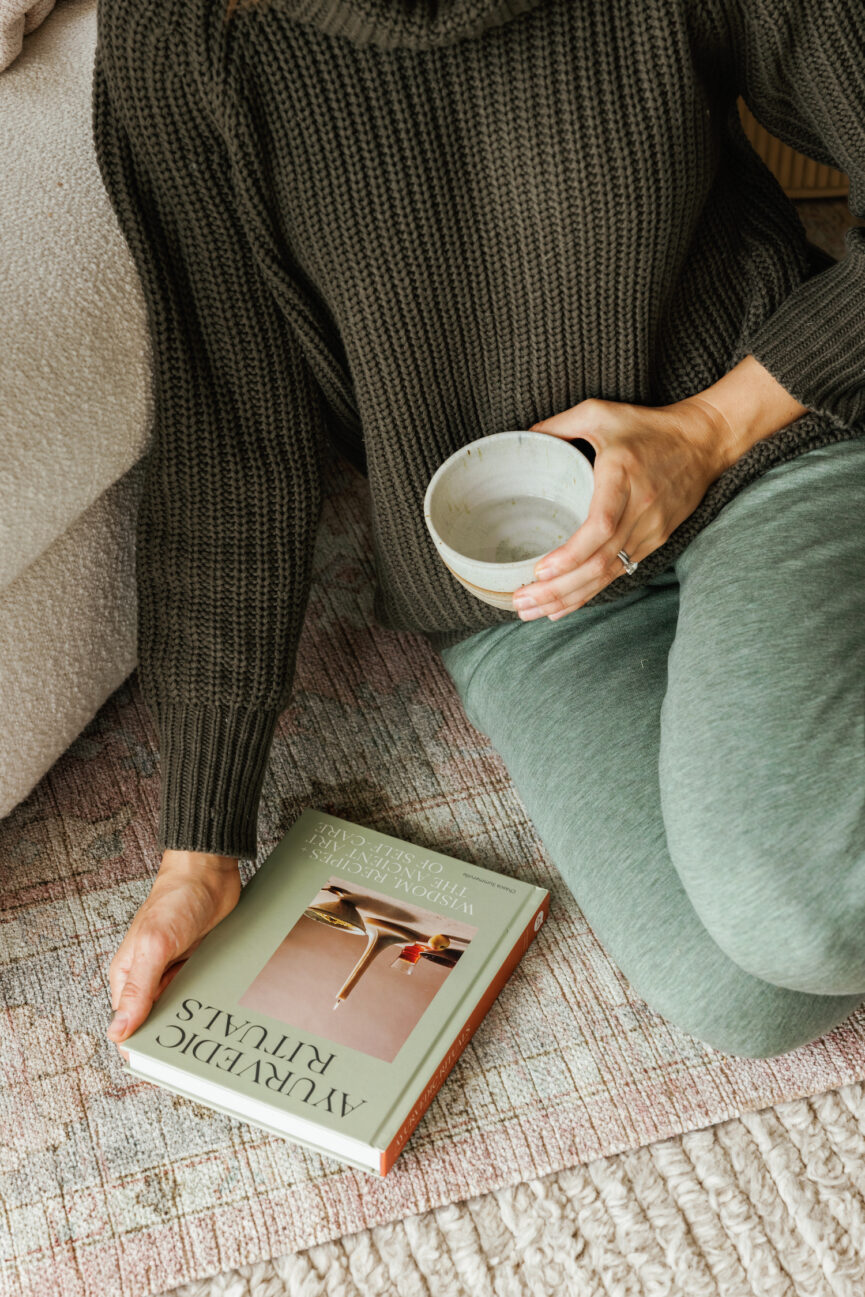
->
<box><xmin>121</xmin><ymin>808</ymin><xmax>551</xmax><ymax>1176</ymax></box>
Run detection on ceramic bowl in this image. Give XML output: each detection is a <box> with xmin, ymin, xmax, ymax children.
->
<box><xmin>423</xmin><ymin>430</ymin><xmax>595</xmax><ymax>610</ymax></box>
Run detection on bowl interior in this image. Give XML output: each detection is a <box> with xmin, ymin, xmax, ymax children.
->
<box><xmin>427</xmin><ymin>432</ymin><xmax>593</xmax><ymax>567</ymax></box>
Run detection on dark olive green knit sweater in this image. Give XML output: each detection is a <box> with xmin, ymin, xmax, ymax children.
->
<box><xmin>92</xmin><ymin>0</ymin><xmax>865</xmax><ymax>860</ymax></box>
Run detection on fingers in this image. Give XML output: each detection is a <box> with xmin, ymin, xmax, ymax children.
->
<box><xmin>107</xmin><ymin>927</ymin><xmax>173</xmax><ymax>1044</ymax></box>
<box><xmin>538</xmin><ymin>453</ymin><xmax>630</xmax><ymax>580</ymax></box>
<box><xmin>109</xmin><ymin>935</ymin><xmax>135</xmax><ymax>1013</ymax></box>
<box><xmin>513</xmin><ymin>487</ymin><xmax>671</xmax><ymax>618</ymax></box>
<box><xmin>523</xmin><ymin>509</ymin><xmax>670</xmax><ymax>619</ymax></box>
<box><xmin>544</xmin><ymin>528</ymin><xmax>648</xmax><ymax>618</ymax></box>
<box><xmin>518</xmin><ymin>542</ymin><xmax>642</xmax><ymax>619</ymax></box>
<box><xmin>512</xmin><ymin>455</ymin><xmax>631</xmax><ymax>616</ymax></box>
<box><xmin>529</xmin><ymin>395</ymin><xmax>622</xmax><ymax>445</ymax></box>
<box><xmin>106</xmin><ymin>860</ymin><xmax>242</xmax><ymax>1057</ymax></box>
<box><xmin>514</xmin><ymin>399</ymin><xmax>704</xmax><ymax>621</ymax></box>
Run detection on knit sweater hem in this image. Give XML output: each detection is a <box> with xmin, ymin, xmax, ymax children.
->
<box><xmin>153</xmin><ymin>703</ymin><xmax>280</xmax><ymax>860</ymax></box>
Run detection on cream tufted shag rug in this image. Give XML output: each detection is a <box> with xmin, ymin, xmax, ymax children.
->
<box><xmin>164</xmin><ymin>1081</ymin><xmax>865</xmax><ymax>1296</ymax></box>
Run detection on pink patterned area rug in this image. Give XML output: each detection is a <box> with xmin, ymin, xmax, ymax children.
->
<box><xmin>3</xmin><ymin>445</ymin><xmax>865</xmax><ymax>1297</ymax></box>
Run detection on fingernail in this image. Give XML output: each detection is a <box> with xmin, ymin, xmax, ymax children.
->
<box><xmin>535</xmin><ymin>565</ymin><xmax>557</xmax><ymax>580</ymax></box>
<box><xmin>107</xmin><ymin>1010</ymin><xmax>128</xmax><ymax>1039</ymax></box>
<box><xmin>512</xmin><ymin>594</ymin><xmax>535</xmax><ymax>608</ymax></box>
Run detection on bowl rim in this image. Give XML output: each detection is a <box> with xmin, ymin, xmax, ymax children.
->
<box><xmin>423</xmin><ymin>429</ymin><xmax>594</xmax><ymax>573</ymax></box>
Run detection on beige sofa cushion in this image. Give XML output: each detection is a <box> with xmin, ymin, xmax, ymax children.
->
<box><xmin>0</xmin><ymin>0</ymin><xmax>150</xmax><ymax>591</ymax></box>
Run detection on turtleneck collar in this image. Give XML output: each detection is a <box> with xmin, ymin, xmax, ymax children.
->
<box><xmin>244</xmin><ymin>0</ymin><xmax>546</xmax><ymax>49</ymax></box>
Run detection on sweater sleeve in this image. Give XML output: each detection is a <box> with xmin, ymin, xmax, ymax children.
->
<box><xmin>723</xmin><ymin>0</ymin><xmax>865</xmax><ymax>428</ymax></box>
<box><xmin>92</xmin><ymin>10</ymin><xmax>326</xmax><ymax>860</ymax></box>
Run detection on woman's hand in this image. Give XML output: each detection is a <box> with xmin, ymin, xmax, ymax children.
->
<box><xmin>510</xmin><ymin>395</ymin><xmax>723</xmax><ymax>620</ymax></box>
<box><xmin>106</xmin><ymin>849</ymin><xmax>242</xmax><ymax>1056</ymax></box>
<box><xmin>511</xmin><ymin>356</ymin><xmax>810</xmax><ymax>621</ymax></box>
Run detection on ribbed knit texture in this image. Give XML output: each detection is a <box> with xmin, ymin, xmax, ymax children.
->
<box><xmin>91</xmin><ymin>0</ymin><xmax>865</xmax><ymax>859</ymax></box>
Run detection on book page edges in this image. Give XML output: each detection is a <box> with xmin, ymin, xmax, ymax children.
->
<box><xmin>378</xmin><ymin>886</ymin><xmax>551</xmax><ymax>1175</ymax></box>
<box><xmin>121</xmin><ymin>1056</ymin><xmax>380</xmax><ymax>1175</ymax></box>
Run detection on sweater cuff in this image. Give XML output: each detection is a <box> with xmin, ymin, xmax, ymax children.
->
<box><xmin>732</xmin><ymin>239</ymin><xmax>865</xmax><ymax>431</ymax></box>
<box><xmin>153</xmin><ymin>703</ymin><xmax>281</xmax><ymax>860</ymax></box>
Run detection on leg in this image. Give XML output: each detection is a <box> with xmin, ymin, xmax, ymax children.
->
<box><xmin>440</xmin><ymin>567</ymin><xmax>865</xmax><ymax>1057</ymax></box>
<box><xmin>661</xmin><ymin>434</ymin><xmax>865</xmax><ymax>994</ymax></box>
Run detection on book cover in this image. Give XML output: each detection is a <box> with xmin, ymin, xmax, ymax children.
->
<box><xmin>121</xmin><ymin>808</ymin><xmax>551</xmax><ymax>1175</ymax></box>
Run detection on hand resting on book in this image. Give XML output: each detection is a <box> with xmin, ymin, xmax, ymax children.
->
<box><xmin>106</xmin><ymin>850</ymin><xmax>242</xmax><ymax>1056</ymax></box>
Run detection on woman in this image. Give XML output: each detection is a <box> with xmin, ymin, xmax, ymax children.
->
<box><xmin>94</xmin><ymin>0</ymin><xmax>865</xmax><ymax>1057</ymax></box>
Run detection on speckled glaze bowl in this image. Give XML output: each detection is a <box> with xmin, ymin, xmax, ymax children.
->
<box><xmin>423</xmin><ymin>430</ymin><xmax>595</xmax><ymax>610</ymax></box>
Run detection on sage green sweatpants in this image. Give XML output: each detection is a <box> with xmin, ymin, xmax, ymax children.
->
<box><xmin>440</xmin><ymin>436</ymin><xmax>865</xmax><ymax>1057</ymax></box>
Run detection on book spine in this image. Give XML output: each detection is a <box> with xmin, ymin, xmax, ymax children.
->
<box><xmin>378</xmin><ymin>889</ymin><xmax>551</xmax><ymax>1177</ymax></box>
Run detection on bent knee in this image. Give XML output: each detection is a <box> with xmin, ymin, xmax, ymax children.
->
<box><xmin>690</xmin><ymin>1021</ymin><xmax>820</xmax><ymax>1059</ymax></box>
<box><xmin>719</xmin><ymin>925</ymin><xmax>865</xmax><ymax>997</ymax></box>
<box><xmin>638</xmin><ymin>982</ymin><xmax>865</xmax><ymax>1059</ymax></box>
<box><xmin>687</xmin><ymin>897</ymin><xmax>865</xmax><ymax>996</ymax></box>
<box><xmin>664</xmin><ymin>814</ymin><xmax>865</xmax><ymax>996</ymax></box>
<box><xmin>675</xmin><ymin>874</ymin><xmax>865</xmax><ymax>995</ymax></box>
<box><xmin>685</xmin><ymin>1012</ymin><xmax>858</xmax><ymax>1059</ymax></box>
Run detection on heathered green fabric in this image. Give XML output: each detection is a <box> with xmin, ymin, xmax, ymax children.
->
<box><xmin>91</xmin><ymin>0</ymin><xmax>865</xmax><ymax>859</ymax></box>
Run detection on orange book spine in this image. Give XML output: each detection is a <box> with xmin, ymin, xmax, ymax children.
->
<box><xmin>379</xmin><ymin>890</ymin><xmax>551</xmax><ymax>1176</ymax></box>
